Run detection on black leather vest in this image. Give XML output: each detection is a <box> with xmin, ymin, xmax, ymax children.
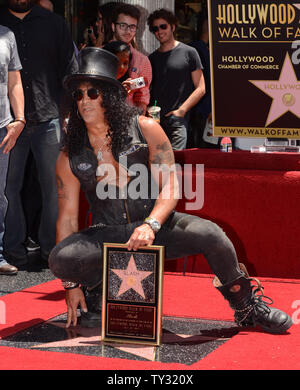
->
<box><xmin>69</xmin><ymin>116</ymin><xmax>157</xmax><ymax>225</ymax></box>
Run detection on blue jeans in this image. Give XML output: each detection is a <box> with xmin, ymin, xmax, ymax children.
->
<box><xmin>4</xmin><ymin>119</ymin><xmax>61</xmax><ymax>257</ymax></box>
<box><xmin>0</xmin><ymin>127</ymin><xmax>9</xmax><ymax>266</ymax></box>
<box><xmin>161</xmin><ymin>115</ymin><xmax>189</xmax><ymax>151</ymax></box>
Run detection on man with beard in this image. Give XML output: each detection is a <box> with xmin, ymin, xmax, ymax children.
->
<box><xmin>0</xmin><ymin>0</ymin><xmax>78</xmax><ymax>266</ymax></box>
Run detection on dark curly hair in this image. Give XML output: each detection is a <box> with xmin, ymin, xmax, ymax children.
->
<box><xmin>147</xmin><ymin>8</ymin><xmax>178</xmax><ymax>32</ymax></box>
<box><xmin>112</xmin><ymin>3</ymin><xmax>141</xmax><ymax>24</ymax></box>
<box><xmin>61</xmin><ymin>79</ymin><xmax>140</xmax><ymax>159</ymax></box>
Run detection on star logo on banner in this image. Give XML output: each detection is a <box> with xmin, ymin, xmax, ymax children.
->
<box><xmin>293</xmin><ymin>4</ymin><xmax>300</xmax><ymax>22</ymax></box>
<box><xmin>111</xmin><ymin>255</ymin><xmax>152</xmax><ymax>299</ymax></box>
<box><xmin>249</xmin><ymin>52</ymin><xmax>300</xmax><ymax>126</ymax></box>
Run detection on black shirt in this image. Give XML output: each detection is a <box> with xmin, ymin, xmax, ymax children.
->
<box><xmin>149</xmin><ymin>42</ymin><xmax>202</xmax><ymax>117</ymax></box>
<box><xmin>0</xmin><ymin>5</ymin><xmax>78</xmax><ymax>123</ymax></box>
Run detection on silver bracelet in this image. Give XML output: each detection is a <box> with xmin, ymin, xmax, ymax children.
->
<box><xmin>62</xmin><ymin>280</ymin><xmax>79</xmax><ymax>290</ymax></box>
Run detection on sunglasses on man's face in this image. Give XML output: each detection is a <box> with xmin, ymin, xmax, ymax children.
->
<box><xmin>151</xmin><ymin>23</ymin><xmax>168</xmax><ymax>33</ymax></box>
<box><xmin>72</xmin><ymin>88</ymin><xmax>101</xmax><ymax>101</ymax></box>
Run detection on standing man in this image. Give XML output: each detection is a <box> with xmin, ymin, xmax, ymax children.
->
<box><xmin>0</xmin><ymin>0</ymin><xmax>78</xmax><ymax>265</ymax></box>
<box><xmin>111</xmin><ymin>3</ymin><xmax>152</xmax><ymax>114</ymax></box>
<box><xmin>147</xmin><ymin>9</ymin><xmax>206</xmax><ymax>150</ymax></box>
<box><xmin>0</xmin><ymin>24</ymin><xmax>24</xmax><ymax>275</ymax></box>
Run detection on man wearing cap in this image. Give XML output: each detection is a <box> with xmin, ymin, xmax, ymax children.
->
<box><xmin>49</xmin><ymin>47</ymin><xmax>292</xmax><ymax>336</ymax></box>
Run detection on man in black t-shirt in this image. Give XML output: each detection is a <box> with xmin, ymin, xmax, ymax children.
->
<box><xmin>147</xmin><ymin>9</ymin><xmax>205</xmax><ymax>150</ymax></box>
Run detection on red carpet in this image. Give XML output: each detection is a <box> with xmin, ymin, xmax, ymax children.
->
<box><xmin>0</xmin><ymin>274</ymin><xmax>299</xmax><ymax>370</ymax></box>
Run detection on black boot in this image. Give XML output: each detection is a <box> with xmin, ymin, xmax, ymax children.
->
<box><xmin>213</xmin><ymin>267</ymin><xmax>293</xmax><ymax>334</ymax></box>
<box><xmin>80</xmin><ymin>283</ymin><xmax>102</xmax><ymax>328</ymax></box>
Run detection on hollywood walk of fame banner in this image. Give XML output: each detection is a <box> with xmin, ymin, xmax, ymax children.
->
<box><xmin>101</xmin><ymin>243</ymin><xmax>164</xmax><ymax>346</ymax></box>
<box><xmin>208</xmin><ymin>0</ymin><xmax>300</xmax><ymax>139</ymax></box>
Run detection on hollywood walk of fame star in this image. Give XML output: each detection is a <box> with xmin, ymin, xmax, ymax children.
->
<box><xmin>32</xmin><ymin>321</ymin><xmax>156</xmax><ymax>360</ymax></box>
<box><xmin>32</xmin><ymin>319</ymin><xmax>230</xmax><ymax>362</ymax></box>
<box><xmin>249</xmin><ymin>52</ymin><xmax>300</xmax><ymax>126</ymax></box>
<box><xmin>111</xmin><ymin>255</ymin><xmax>153</xmax><ymax>299</ymax></box>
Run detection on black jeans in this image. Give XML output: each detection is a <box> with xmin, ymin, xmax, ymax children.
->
<box><xmin>160</xmin><ymin>115</ymin><xmax>188</xmax><ymax>151</ymax></box>
<box><xmin>49</xmin><ymin>212</ymin><xmax>243</xmax><ymax>288</ymax></box>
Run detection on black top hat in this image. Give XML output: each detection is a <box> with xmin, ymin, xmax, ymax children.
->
<box><xmin>63</xmin><ymin>47</ymin><xmax>125</xmax><ymax>92</ymax></box>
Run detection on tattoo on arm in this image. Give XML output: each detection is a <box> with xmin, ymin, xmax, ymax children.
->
<box><xmin>150</xmin><ymin>142</ymin><xmax>174</xmax><ymax>167</ymax></box>
<box><xmin>56</xmin><ymin>174</ymin><xmax>68</xmax><ymax>200</ymax></box>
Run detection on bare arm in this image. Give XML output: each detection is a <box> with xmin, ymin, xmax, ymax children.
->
<box><xmin>0</xmin><ymin>70</ymin><xmax>25</xmax><ymax>153</ymax></box>
<box><xmin>145</xmin><ymin>121</ymin><xmax>179</xmax><ymax>224</ymax></box>
<box><xmin>166</xmin><ymin>68</ymin><xmax>206</xmax><ymax>118</ymax></box>
<box><xmin>127</xmin><ymin>116</ymin><xmax>179</xmax><ymax>250</ymax></box>
<box><xmin>56</xmin><ymin>151</ymin><xmax>87</xmax><ymax>328</ymax></box>
<box><xmin>8</xmin><ymin>70</ymin><xmax>24</xmax><ymax>118</ymax></box>
<box><xmin>56</xmin><ymin>151</ymin><xmax>81</xmax><ymax>243</ymax></box>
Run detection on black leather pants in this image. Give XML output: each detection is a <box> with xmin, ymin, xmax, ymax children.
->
<box><xmin>49</xmin><ymin>212</ymin><xmax>243</xmax><ymax>287</ymax></box>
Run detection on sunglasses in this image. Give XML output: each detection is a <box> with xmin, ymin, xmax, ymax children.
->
<box><xmin>151</xmin><ymin>23</ymin><xmax>168</xmax><ymax>33</ymax></box>
<box><xmin>72</xmin><ymin>88</ymin><xmax>101</xmax><ymax>101</ymax></box>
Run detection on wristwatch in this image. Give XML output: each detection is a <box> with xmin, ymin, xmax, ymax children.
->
<box><xmin>144</xmin><ymin>217</ymin><xmax>161</xmax><ymax>233</ymax></box>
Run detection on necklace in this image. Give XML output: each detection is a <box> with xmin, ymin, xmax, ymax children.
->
<box><xmin>90</xmin><ymin>137</ymin><xmax>111</xmax><ymax>162</ymax></box>
<box><xmin>96</xmin><ymin>142</ymin><xmax>109</xmax><ymax>161</ymax></box>
<box><xmin>97</xmin><ymin>149</ymin><xmax>104</xmax><ymax>162</ymax></box>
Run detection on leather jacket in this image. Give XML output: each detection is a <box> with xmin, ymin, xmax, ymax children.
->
<box><xmin>69</xmin><ymin>116</ymin><xmax>157</xmax><ymax>226</ymax></box>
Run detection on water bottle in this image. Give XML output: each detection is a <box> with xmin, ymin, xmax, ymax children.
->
<box><xmin>220</xmin><ymin>137</ymin><xmax>232</xmax><ymax>152</ymax></box>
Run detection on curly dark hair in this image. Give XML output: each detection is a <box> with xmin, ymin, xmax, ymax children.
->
<box><xmin>147</xmin><ymin>8</ymin><xmax>178</xmax><ymax>32</ymax></box>
<box><xmin>111</xmin><ymin>3</ymin><xmax>141</xmax><ymax>24</ymax></box>
<box><xmin>61</xmin><ymin>79</ymin><xmax>140</xmax><ymax>159</ymax></box>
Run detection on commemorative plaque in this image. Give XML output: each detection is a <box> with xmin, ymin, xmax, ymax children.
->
<box><xmin>101</xmin><ymin>243</ymin><xmax>164</xmax><ymax>346</ymax></box>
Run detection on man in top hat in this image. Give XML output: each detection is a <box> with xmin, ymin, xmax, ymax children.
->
<box><xmin>49</xmin><ymin>47</ymin><xmax>292</xmax><ymax>334</ymax></box>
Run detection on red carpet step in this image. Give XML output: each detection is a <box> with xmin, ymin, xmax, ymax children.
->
<box><xmin>0</xmin><ymin>274</ymin><xmax>299</xmax><ymax>370</ymax></box>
